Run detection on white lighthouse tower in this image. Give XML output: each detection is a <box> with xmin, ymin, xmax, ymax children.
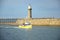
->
<box><xmin>28</xmin><ymin>5</ymin><xmax>32</xmax><ymax>19</ymax></box>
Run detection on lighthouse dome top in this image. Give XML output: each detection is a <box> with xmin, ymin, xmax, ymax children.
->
<box><xmin>28</xmin><ymin>5</ymin><xmax>32</xmax><ymax>9</ymax></box>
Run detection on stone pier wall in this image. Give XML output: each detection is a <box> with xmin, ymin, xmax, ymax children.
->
<box><xmin>16</xmin><ymin>18</ymin><xmax>60</xmax><ymax>26</ymax></box>
<box><xmin>0</xmin><ymin>18</ymin><xmax>60</xmax><ymax>26</ymax></box>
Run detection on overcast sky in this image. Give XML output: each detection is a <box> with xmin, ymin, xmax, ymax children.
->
<box><xmin>0</xmin><ymin>0</ymin><xmax>60</xmax><ymax>18</ymax></box>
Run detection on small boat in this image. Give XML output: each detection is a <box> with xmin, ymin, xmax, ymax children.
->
<box><xmin>19</xmin><ymin>22</ymin><xmax>32</xmax><ymax>29</ymax></box>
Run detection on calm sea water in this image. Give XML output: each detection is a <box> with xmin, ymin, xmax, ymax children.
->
<box><xmin>0</xmin><ymin>25</ymin><xmax>60</xmax><ymax>40</ymax></box>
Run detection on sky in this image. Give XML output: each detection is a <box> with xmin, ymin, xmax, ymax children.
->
<box><xmin>0</xmin><ymin>0</ymin><xmax>60</xmax><ymax>18</ymax></box>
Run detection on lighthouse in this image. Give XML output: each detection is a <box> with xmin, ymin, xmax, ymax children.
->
<box><xmin>28</xmin><ymin>5</ymin><xmax>32</xmax><ymax>19</ymax></box>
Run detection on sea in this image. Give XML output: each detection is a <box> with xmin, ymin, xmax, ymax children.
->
<box><xmin>0</xmin><ymin>25</ymin><xmax>60</xmax><ymax>40</ymax></box>
<box><xmin>0</xmin><ymin>19</ymin><xmax>60</xmax><ymax>40</ymax></box>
